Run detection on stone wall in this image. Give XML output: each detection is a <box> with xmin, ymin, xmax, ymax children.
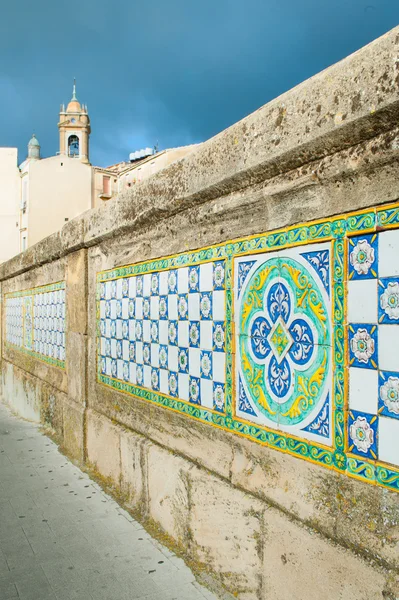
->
<box><xmin>1</xmin><ymin>27</ymin><xmax>399</xmax><ymax>600</ymax></box>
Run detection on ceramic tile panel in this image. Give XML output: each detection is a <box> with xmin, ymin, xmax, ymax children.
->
<box><xmin>5</xmin><ymin>282</ymin><xmax>66</xmax><ymax>369</ymax></box>
<box><xmin>96</xmin><ymin>200</ymin><xmax>399</xmax><ymax>493</ymax></box>
<box><xmin>97</xmin><ymin>261</ymin><xmax>227</xmax><ymax>414</ymax></box>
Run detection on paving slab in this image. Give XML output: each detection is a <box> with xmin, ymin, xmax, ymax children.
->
<box><xmin>0</xmin><ymin>402</ymin><xmax>219</xmax><ymax>600</ymax></box>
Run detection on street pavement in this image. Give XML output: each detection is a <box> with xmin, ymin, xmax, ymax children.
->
<box><xmin>0</xmin><ymin>401</ymin><xmax>219</xmax><ymax>600</ymax></box>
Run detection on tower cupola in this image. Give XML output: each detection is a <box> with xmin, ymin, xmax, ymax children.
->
<box><xmin>28</xmin><ymin>134</ymin><xmax>41</xmax><ymax>160</ymax></box>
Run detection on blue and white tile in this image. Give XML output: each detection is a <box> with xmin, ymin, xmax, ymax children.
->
<box><xmin>150</xmin><ymin>272</ymin><xmax>159</xmax><ymax>296</ymax></box>
<box><xmin>150</xmin><ymin>320</ymin><xmax>159</xmax><ymax>343</ymax></box>
<box><xmin>159</xmin><ymin>369</ymin><xmax>168</xmax><ymax>394</ymax></box>
<box><xmin>348</xmin><ymin>409</ymin><xmax>378</xmax><ymax>460</ymax></box>
<box><xmin>200</xmin><ymin>293</ymin><xmax>212</xmax><ymax>320</ymax></box>
<box><xmin>200</xmin><ymin>379</ymin><xmax>213</xmax><ymax>408</ymax></box>
<box><xmin>348</xmin><ymin>367</ymin><xmax>379</xmax><ymax>414</ymax></box>
<box><xmin>348</xmin><ymin>323</ymin><xmax>378</xmax><ymax>369</ymax></box>
<box><xmin>189</xmin><ymin>348</ymin><xmax>201</xmax><ymax>378</ymax></box>
<box><xmin>178</xmin><ymin>373</ymin><xmax>189</xmax><ymax>401</ymax></box>
<box><xmin>168</xmin><ymin>270</ymin><xmax>178</xmax><ymax>294</ymax></box>
<box><xmin>378</xmin><ymin>324</ymin><xmax>399</xmax><ymax>372</ymax></box>
<box><xmin>151</xmin><ymin>367</ymin><xmax>160</xmax><ymax>391</ymax></box>
<box><xmin>189</xmin><ymin>376</ymin><xmax>201</xmax><ymax>404</ymax></box>
<box><xmin>213</xmin><ymin>261</ymin><xmax>225</xmax><ymax>291</ymax></box>
<box><xmin>378</xmin><ymin>278</ymin><xmax>399</xmax><ymax>324</ymax></box>
<box><xmin>199</xmin><ymin>262</ymin><xmax>214</xmax><ymax>292</ymax></box>
<box><xmin>200</xmin><ymin>350</ymin><xmax>212</xmax><ymax>379</ymax></box>
<box><xmin>213</xmin><ymin>382</ymin><xmax>225</xmax><ymax>412</ymax></box>
<box><xmin>159</xmin><ymin>296</ymin><xmax>168</xmax><ymax>320</ymax></box>
<box><xmin>168</xmin><ymin>371</ymin><xmax>179</xmax><ymax>397</ymax></box>
<box><xmin>189</xmin><ymin>321</ymin><xmax>200</xmax><ymax>348</ymax></box>
<box><xmin>200</xmin><ymin>321</ymin><xmax>213</xmax><ymax>351</ymax></box>
<box><xmin>177</xmin><ymin>294</ymin><xmax>188</xmax><ymax>320</ymax></box>
<box><xmin>378</xmin><ymin>370</ymin><xmax>399</xmax><ymax>420</ymax></box>
<box><xmin>178</xmin><ymin>347</ymin><xmax>189</xmax><ymax>373</ymax></box>
<box><xmin>168</xmin><ymin>295</ymin><xmax>178</xmax><ymax>320</ymax></box>
<box><xmin>159</xmin><ymin>344</ymin><xmax>168</xmax><ymax>369</ymax></box>
<box><xmin>188</xmin><ymin>294</ymin><xmax>200</xmax><ymax>321</ymax></box>
<box><xmin>178</xmin><ymin>321</ymin><xmax>189</xmax><ymax>347</ymax></box>
<box><xmin>177</xmin><ymin>267</ymin><xmax>189</xmax><ymax>294</ymax></box>
<box><xmin>378</xmin><ymin>416</ymin><xmax>399</xmax><ymax>466</ymax></box>
<box><xmin>347</xmin><ymin>280</ymin><xmax>378</xmax><ymax>324</ymax></box>
<box><xmin>150</xmin><ymin>296</ymin><xmax>159</xmax><ymax>320</ymax></box>
<box><xmin>168</xmin><ymin>320</ymin><xmax>178</xmax><ymax>346</ymax></box>
<box><xmin>348</xmin><ymin>233</ymin><xmax>378</xmax><ymax>280</ymax></box>
<box><xmin>213</xmin><ymin>322</ymin><xmax>225</xmax><ymax>352</ymax></box>
<box><xmin>168</xmin><ymin>345</ymin><xmax>178</xmax><ymax>372</ymax></box>
<box><xmin>188</xmin><ymin>266</ymin><xmax>200</xmax><ymax>292</ymax></box>
<box><xmin>136</xmin><ymin>365</ymin><xmax>144</xmax><ymax>386</ymax></box>
<box><xmin>143</xmin><ymin>274</ymin><xmax>151</xmax><ymax>297</ymax></box>
<box><xmin>379</xmin><ymin>229</ymin><xmax>399</xmax><ymax>278</ymax></box>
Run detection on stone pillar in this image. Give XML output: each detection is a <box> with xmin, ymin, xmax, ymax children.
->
<box><xmin>65</xmin><ymin>249</ymin><xmax>88</xmax><ymax>461</ymax></box>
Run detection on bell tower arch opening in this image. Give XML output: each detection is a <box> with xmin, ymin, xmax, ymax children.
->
<box><xmin>68</xmin><ymin>134</ymin><xmax>80</xmax><ymax>157</ymax></box>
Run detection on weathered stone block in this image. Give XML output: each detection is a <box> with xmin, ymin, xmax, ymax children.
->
<box><xmin>86</xmin><ymin>409</ymin><xmax>121</xmax><ymax>484</ymax></box>
<box><xmin>63</xmin><ymin>396</ymin><xmax>85</xmax><ymax>462</ymax></box>
<box><xmin>120</xmin><ymin>428</ymin><xmax>148</xmax><ymax>514</ymax></box>
<box><xmin>189</xmin><ymin>469</ymin><xmax>264</xmax><ymax>599</ymax></box>
<box><xmin>40</xmin><ymin>385</ymin><xmax>65</xmax><ymax>438</ymax></box>
<box><xmin>66</xmin><ymin>249</ymin><xmax>87</xmax><ymax>334</ymax></box>
<box><xmin>146</xmin><ymin>443</ymin><xmax>192</xmax><ymax>546</ymax></box>
<box><xmin>66</xmin><ymin>331</ymin><xmax>87</xmax><ymax>406</ymax></box>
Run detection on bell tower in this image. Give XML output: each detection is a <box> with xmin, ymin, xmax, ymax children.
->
<box><xmin>58</xmin><ymin>80</ymin><xmax>91</xmax><ymax>164</ymax></box>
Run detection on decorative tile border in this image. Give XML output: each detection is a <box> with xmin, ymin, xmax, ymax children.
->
<box><xmin>5</xmin><ymin>282</ymin><xmax>66</xmax><ymax>369</ymax></box>
<box><xmin>97</xmin><ymin>201</ymin><xmax>399</xmax><ymax>493</ymax></box>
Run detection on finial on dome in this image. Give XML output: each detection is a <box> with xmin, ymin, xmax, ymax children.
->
<box><xmin>72</xmin><ymin>78</ymin><xmax>77</xmax><ymax>101</ymax></box>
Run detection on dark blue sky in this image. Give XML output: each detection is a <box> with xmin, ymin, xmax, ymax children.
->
<box><xmin>1</xmin><ymin>0</ymin><xmax>397</xmax><ymax>167</ymax></box>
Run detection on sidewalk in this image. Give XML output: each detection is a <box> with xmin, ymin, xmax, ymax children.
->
<box><xmin>0</xmin><ymin>402</ymin><xmax>218</xmax><ymax>600</ymax></box>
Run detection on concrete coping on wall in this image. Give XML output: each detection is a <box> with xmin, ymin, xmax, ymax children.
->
<box><xmin>1</xmin><ymin>25</ymin><xmax>399</xmax><ymax>281</ymax></box>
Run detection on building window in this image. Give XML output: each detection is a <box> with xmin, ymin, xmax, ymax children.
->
<box><xmin>68</xmin><ymin>135</ymin><xmax>79</xmax><ymax>157</ymax></box>
<box><xmin>103</xmin><ymin>175</ymin><xmax>111</xmax><ymax>196</ymax></box>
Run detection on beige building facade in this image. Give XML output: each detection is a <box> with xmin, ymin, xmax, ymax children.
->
<box><xmin>0</xmin><ymin>148</ymin><xmax>19</xmax><ymax>262</ymax></box>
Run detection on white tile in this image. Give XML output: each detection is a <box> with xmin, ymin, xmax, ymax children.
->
<box><xmin>188</xmin><ymin>293</ymin><xmax>200</xmax><ymax>321</ymax></box>
<box><xmin>379</xmin><ymin>325</ymin><xmax>399</xmax><ymax>372</ymax></box>
<box><xmin>348</xmin><ymin>367</ymin><xmax>378</xmax><ymax>414</ymax></box>
<box><xmin>177</xmin><ymin>267</ymin><xmax>189</xmax><ymax>294</ymax></box>
<box><xmin>168</xmin><ymin>295</ymin><xmax>178</xmax><ymax>320</ymax></box>
<box><xmin>143</xmin><ymin>365</ymin><xmax>151</xmax><ymax>389</ymax></box>
<box><xmin>117</xmin><ymin>359</ymin><xmax>124</xmax><ymax>380</ymax></box>
<box><xmin>213</xmin><ymin>290</ymin><xmax>226</xmax><ymax>321</ymax></box>
<box><xmin>379</xmin><ymin>230</ymin><xmax>399</xmax><ymax>277</ymax></box>
<box><xmin>160</xmin><ymin>369</ymin><xmax>168</xmax><ymax>394</ymax></box>
<box><xmin>379</xmin><ymin>416</ymin><xmax>399</xmax><ymax>466</ymax></box>
<box><xmin>347</xmin><ymin>280</ymin><xmax>378</xmax><ymax>323</ymax></box>
<box><xmin>168</xmin><ymin>346</ymin><xmax>178</xmax><ymax>371</ymax></box>
<box><xmin>178</xmin><ymin>373</ymin><xmax>189</xmax><ymax>401</ymax></box>
<box><xmin>178</xmin><ymin>321</ymin><xmax>189</xmax><ymax>347</ymax></box>
<box><xmin>136</xmin><ymin>341</ymin><xmax>143</xmax><ymax>364</ymax></box>
<box><xmin>189</xmin><ymin>348</ymin><xmax>201</xmax><ymax>377</ymax></box>
<box><xmin>116</xmin><ymin>279</ymin><xmax>123</xmax><ymax>299</ymax></box>
<box><xmin>122</xmin><ymin>298</ymin><xmax>129</xmax><ymax>320</ymax></box>
<box><xmin>128</xmin><ymin>276</ymin><xmax>136</xmax><ymax>298</ymax></box>
<box><xmin>105</xmin><ymin>281</ymin><xmax>112</xmax><ymax>300</ymax></box>
<box><xmin>135</xmin><ymin>297</ymin><xmax>143</xmax><ymax>319</ymax></box>
<box><xmin>143</xmin><ymin>274</ymin><xmax>151</xmax><ymax>297</ymax></box>
<box><xmin>159</xmin><ymin>321</ymin><xmax>168</xmax><ymax>344</ymax></box>
<box><xmin>142</xmin><ymin>320</ymin><xmax>151</xmax><ymax>343</ymax></box>
<box><xmin>110</xmin><ymin>299</ymin><xmax>117</xmax><ymax>320</ymax></box>
<box><xmin>200</xmin><ymin>379</ymin><xmax>213</xmax><ymax>408</ymax></box>
<box><xmin>111</xmin><ymin>339</ymin><xmax>117</xmax><ymax>359</ymax></box>
<box><xmin>129</xmin><ymin>362</ymin><xmax>136</xmax><ymax>384</ymax></box>
<box><xmin>105</xmin><ymin>357</ymin><xmax>111</xmax><ymax>376</ymax></box>
<box><xmin>122</xmin><ymin>340</ymin><xmax>129</xmax><ymax>361</ymax></box>
<box><xmin>150</xmin><ymin>296</ymin><xmax>159</xmax><ymax>320</ymax></box>
<box><xmin>200</xmin><ymin>321</ymin><xmax>213</xmax><ymax>350</ymax></box>
<box><xmin>159</xmin><ymin>271</ymin><xmax>168</xmax><ymax>295</ymax></box>
<box><xmin>128</xmin><ymin>320</ymin><xmax>135</xmax><ymax>341</ymax></box>
<box><xmin>200</xmin><ymin>263</ymin><xmax>213</xmax><ymax>292</ymax></box>
<box><xmin>100</xmin><ymin>300</ymin><xmax>106</xmax><ymax>319</ymax></box>
<box><xmin>213</xmin><ymin>352</ymin><xmax>226</xmax><ymax>383</ymax></box>
<box><xmin>151</xmin><ymin>343</ymin><xmax>159</xmax><ymax>367</ymax></box>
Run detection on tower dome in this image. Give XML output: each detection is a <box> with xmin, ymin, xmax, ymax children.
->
<box><xmin>28</xmin><ymin>134</ymin><xmax>41</xmax><ymax>159</ymax></box>
<box><xmin>66</xmin><ymin>80</ymin><xmax>81</xmax><ymax>113</ymax></box>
